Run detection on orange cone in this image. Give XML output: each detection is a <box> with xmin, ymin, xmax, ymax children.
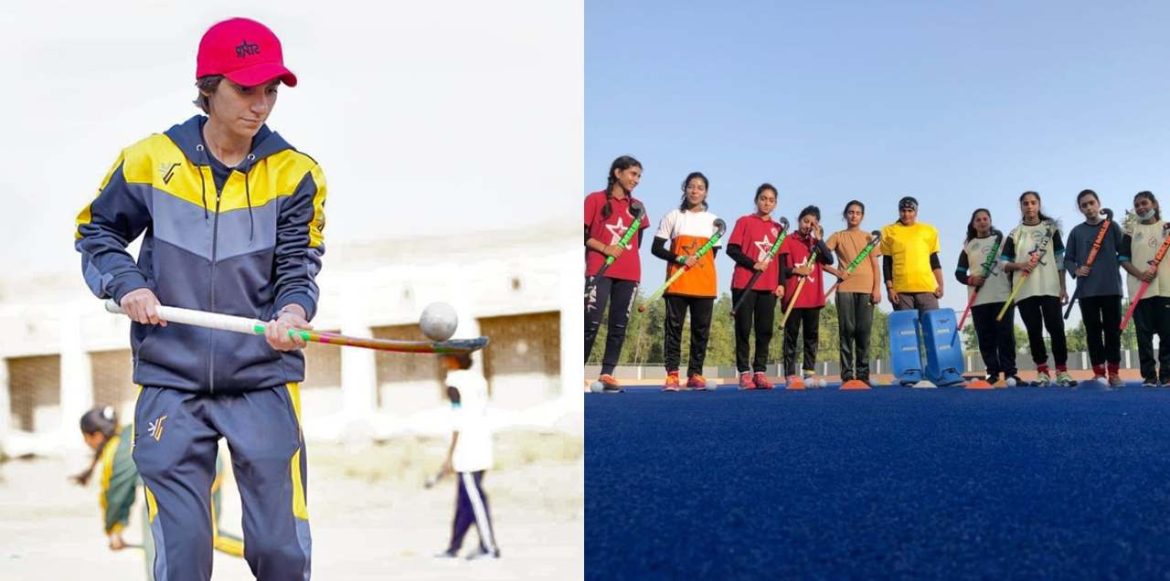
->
<box><xmin>840</xmin><ymin>379</ymin><xmax>870</xmax><ymax>391</ymax></box>
<box><xmin>965</xmin><ymin>379</ymin><xmax>994</xmax><ymax>390</ymax></box>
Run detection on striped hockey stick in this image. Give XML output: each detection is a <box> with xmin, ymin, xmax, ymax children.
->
<box><xmin>104</xmin><ymin>301</ymin><xmax>489</xmax><ymax>354</ymax></box>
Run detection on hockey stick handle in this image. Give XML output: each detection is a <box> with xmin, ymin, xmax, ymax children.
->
<box><xmin>104</xmin><ymin>300</ymin><xmax>489</xmax><ymax>354</ymax></box>
<box><xmin>639</xmin><ymin>219</ymin><xmax>727</xmax><ymax>311</ymax></box>
<box><xmin>596</xmin><ymin>205</ymin><xmax>646</xmax><ymax>275</ymax></box>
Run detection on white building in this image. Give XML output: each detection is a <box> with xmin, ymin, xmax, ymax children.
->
<box><xmin>0</xmin><ymin>222</ymin><xmax>579</xmax><ymax>455</ymax></box>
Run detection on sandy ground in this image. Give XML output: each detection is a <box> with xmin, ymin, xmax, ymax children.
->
<box><xmin>0</xmin><ymin>432</ymin><xmax>583</xmax><ymax>580</ymax></box>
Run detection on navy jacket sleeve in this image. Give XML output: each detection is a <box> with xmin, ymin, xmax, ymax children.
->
<box><xmin>74</xmin><ymin>152</ymin><xmax>153</xmax><ymax>303</ymax></box>
<box><xmin>273</xmin><ymin>166</ymin><xmax>327</xmax><ymax>320</ymax></box>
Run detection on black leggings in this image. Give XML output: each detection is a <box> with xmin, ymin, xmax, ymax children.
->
<box><xmin>1015</xmin><ymin>295</ymin><xmax>1067</xmax><ymax>367</ymax></box>
<box><xmin>1134</xmin><ymin>297</ymin><xmax>1170</xmax><ymax>382</ymax></box>
<box><xmin>971</xmin><ymin>302</ymin><xmax>1017</xmax><ymax>376</ymax></box>
<box><xmin>731</xmin><ymin>289</ymin><xmax>777</xmax><ymax>374</ymax></box>
<box><xmin>783</xmin><ymin>307</ymin><xmax>821</xmax><ymax>377</ymax></box>
<box><xmin>1079</xmin><ymin>295</ymin><xmax>1122</xmax><ymax>367</ymax></box>
<box><xmin>664</xmin><ymin>295</ymin><xmax>715</xmax><ymax>376</ymax></box>
<box><xmin>584</xmin><ymin>277</ymin><xmax>637</xmax><ymax>375</ymax></box>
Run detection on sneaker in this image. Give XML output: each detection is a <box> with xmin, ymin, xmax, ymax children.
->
<box><xmin>753</xmin><ymin>372</ymin><xmax>774</xmax><ymax>390</ymax></box>
<box><xmin>466</xmin><ymin>547</ymin><xmax>500</xmax><ymax>560</ymax></box>
<box><xmin>598</xmin><ymin>374</ymin><xmax>623</xmax><ymax>393</ymax></box>
<box><xmin>1056</xmin><ymin>371</ymin><xmax>1076</xmax><ymax>387</ymax></box>
<box><xmin>1003</xmin><ymin>374</ymin><xmax>1024</xmax><ymax>387</ymax></box>
<box><xmin>1034</xmin><ymin>372</ymin><xmax>1052</xmax><ymax>387</ymax></box>
<box><xmin>1142</xmin><ymin>378</ymin><xmax>1158</xmax><ymax>387</ymax></box>
<box><xmin>984</xmin><ymin>373</ymin><xmax>1000</xmax><ymax>384</ymax></box>
<box><xmin>1092</xmin><ymin>374</ymin><xmax>1107</xmax><ymax>385</ymax></box>
<box><xmin>687</xmin><ymin>374</ymin><xmax>708</xmax><ymax>390</ymax></box>
<box><xmin>1108</xmin><ymin>373</ymin><xmax>1124</xmax><ymax>388</ymax></box>
<box><xmin>663</xmin><ymin>372</ymin><xmax>681</xmax><ymax>392</ymax></box>
<box><xmin>738</xmin><ymin>372</ymin><xmax>756</xmax><ymax>390</ymax></box>
<box><xmin>786</xmin><ymin>374</ymin><xmax>805</xmax><ymax>389</ymax></box>
<box><xmin>434</xmin><ymin>550</ymin><xmax>459</xmax><ymax>559</ymax></box>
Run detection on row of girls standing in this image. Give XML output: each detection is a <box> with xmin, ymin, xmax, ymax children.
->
<box><xmin>958</xmin><ymin>189</ymin><xmax>1170</xmax><ymax>388</ymax></box>
<box><xmin>585</xmin><ymin>155</ymin><xmax>883</xmax><ymax>390</ymax></box>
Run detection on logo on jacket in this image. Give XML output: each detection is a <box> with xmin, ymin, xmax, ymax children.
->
<box><xmin>147</xmin><ymin>415</ymin><xmax>168</xmax><ymax>442</ymax></box>
<box><xmin>160</xmin><ymin>162</ymin><xmax>180</xmax><ymax>185</ymax></box>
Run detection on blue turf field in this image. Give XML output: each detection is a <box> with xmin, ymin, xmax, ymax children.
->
<box><xmin>586</xmin><ymin>384</ymin><xmax>1170</xmax><ymax>579</ymax></box>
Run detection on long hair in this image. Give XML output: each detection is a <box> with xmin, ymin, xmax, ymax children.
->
<box><xmin>1135</xmin><ymin>190</ymin><xmax>1161</xmax><ymax>221</ymax></box>
<box><xmin>602</xmin><ymin>155</ymin><xmax>642</xmax><ymax>219</ymax></box>
<box><xmin>679</xmin><ymin>172</ymin><xmax>709</xmax><ymax>211</ymax></box>
<box><xmin>965</xmin><ymin>208</ymin><xmax>991</xmax><ymax>243</ymax></box>
<box><xmin>755</xmin><ymin>183</ymin><xmax>777</xmax><ymax>203</ymax></box>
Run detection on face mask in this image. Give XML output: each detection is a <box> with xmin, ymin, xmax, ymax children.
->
<box><xmin>1139</xmin><ymin>209</ymin><xmax>1156</xmax><ymax>221</ymax></box>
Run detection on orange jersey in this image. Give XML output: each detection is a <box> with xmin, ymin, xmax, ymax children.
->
<box><xmin>656</xmin><ymin>209</ymin><xmax>721</xmax><ymax>298</ymax></box>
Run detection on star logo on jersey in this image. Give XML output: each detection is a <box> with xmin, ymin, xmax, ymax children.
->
<box><xmin>605</xmin><ymin>218</ymin><xmax>633</xmax><ymax>249</ymax></box>
<box><xmin>754</xmin><ymin>234</ymin><xmax>774</xmax><ymax>261</ymax></box>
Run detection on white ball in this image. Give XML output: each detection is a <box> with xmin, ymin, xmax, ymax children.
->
<box><xmin>419</xmin><ymin>302</ymin><xmax>458</xmax><ymax>342</ymax></box>
<box><xmin>1006</xmin><ymin>378</ymin><xmax>1017</xmax><ymax>387</ymax></box>
<box><xmin>589</xmin><ymin>381</ymin><xmax>604</xmax><ymax>393</ymax></box>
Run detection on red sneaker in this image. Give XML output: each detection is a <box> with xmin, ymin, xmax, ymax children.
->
<box><xmin>753</xmin><ymin>372</ymin><xmax>774</xmax><ymax>390</ymax></box>
<box><xmin>687</xmin><ymin>374</ymin><xmax>708</xmax><ymax>390</ymax></box>
<box><xmin>738</xmin><ymin>372</ymin><xmax>756</xmax><ymax>390</ymax></box>
<box><xmin>597</xmin><ymin>374</ymin><xmax>623</xmax><ymax>393</ymax></box>
<box><xmin>786</xmin><ymin>375</ymin><xmax>805</xmax><ymax>390</ymax></box>
<box><xmin>663</xmin><ymin>371</ymin><xmax>681</xmax><ymax>392</ymax></box>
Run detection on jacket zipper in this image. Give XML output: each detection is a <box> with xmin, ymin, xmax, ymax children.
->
<box><xmin>208</xmin><ymin>168</ymin><xmax>223</xmax><ymax>393</ymax></box>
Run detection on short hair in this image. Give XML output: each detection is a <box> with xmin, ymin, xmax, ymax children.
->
<box><xmin>193</xmin><ymin>75</ymin><xmax>225</xmax><ymax>113</ymax></box>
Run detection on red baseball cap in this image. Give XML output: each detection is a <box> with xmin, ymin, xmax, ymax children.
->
<box><xmin>196</xmin><ymin>18</ymin><xmax>298</xmax><ymax>87</ymax></box>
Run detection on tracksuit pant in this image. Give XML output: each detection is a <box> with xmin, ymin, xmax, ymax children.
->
<box><xmin>731</xmin><ymin>288</ymin><xmax>776</xmax><ymax>374</ymax></box>
<box><xmin>783</xmin><ymin>307</ymin><xmax>821</xmax><ymax>378</ymax></box>
<box><xmin>1135</xmin><ymin>297</ymin><xmax>1170</xmax><ymax>383</ymax></box>
<box><xmin>1016</xmin><ymin>295</ymin><xmax>1068</xmax><ymax>368</ymax></box>
<box><xmin>664</xmin><ymin>295</ymin><xmax>714</xmax><ymax>377</ymax></box>
<box><xmin>836</xmin><ymin>293</ymin><xmax>873</xmax><ymax>381</ymax></box>
<box><xmin>447</xmin><ymin>471</ymin><xmax>498</xmax><ymax>554</ymax></box>
<box><xmin>971</xmin><ymin>302</ymin><xmax>1018</xmax><ymax>378</ymax></box>
<box><xmin>133</xmin><ymin>384</ymin><xmax>310</xmax><ymax>581</ymax></box>
<box><xmin>1079</xmin><ymin>295</ymin><xmax>1122</xmax><ymax>368</ymax></box>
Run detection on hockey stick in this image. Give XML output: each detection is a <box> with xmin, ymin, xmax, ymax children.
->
<box><xmin>996</xmin><ymin>220</ymin><xmax>1056</xmax><ymax>322</ymax></box>
<box><xmin>1064</xmin><ymin>208</ymin><xmax>1114</xmax><ymax>319</ymax></box>
<box><xmin>824</xmin><ymin>230</ymin><xmax>882</xmax><ymax>301</ymax></box>
<box><xmin>585</xmin><ymin>201</ymin><xmax>645</xmax><ymax>303</ymax></box>
<box><xmin>638</xmin><ymin>219</ymin><xmax>728</xmax><ymax>312</ymax></box>
<box><xmin>730</xmin><ymin>217</ymin><xmax>790</xmax><ymax>316</ymax></box>
<box><xmin>1120</xmin><ymin>222</ymin><xmax>1170</xmax><ymax>330</ymax></box>
<box><xmin>956</xmin><ymin>229</ymin><xmax>1004</xmax><ymax>332</ymax></box>
<box><xmin>104</xmin><ymin>301</ymin><xmax>489</xmax><ymax>354</ymax></box>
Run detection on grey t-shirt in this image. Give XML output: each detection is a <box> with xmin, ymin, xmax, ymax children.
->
<box><xmin>1063</xmin><ymin>219</ymin><xmax>1126</xmax><ymax>298</ymax></box>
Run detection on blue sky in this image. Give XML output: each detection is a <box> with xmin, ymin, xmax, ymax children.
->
<box><xmin>586</xmin><ymin>0</ymin><xmax>1170</xmax><ymax>320</ymax></box>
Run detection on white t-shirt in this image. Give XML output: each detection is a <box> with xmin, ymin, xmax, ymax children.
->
<box><xmin>963</xmin><ymin>234</ymin><xmax>1011</xmax><ymax>306</ymax></box>
<box><xmin>448</xmin><ymin>369</ymin><xmax>493</xmax><ymax>473</ymax></box>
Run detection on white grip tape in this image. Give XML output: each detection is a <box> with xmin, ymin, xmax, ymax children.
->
<box><xmin>105</xmin><ymin>299</ymin><xmax>263</xmax><ymax>335</ymax></box>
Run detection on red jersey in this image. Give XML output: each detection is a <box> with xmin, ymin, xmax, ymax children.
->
<box><xmin>779</xmin><ymin>230</ymin><xmax>828</xmax><ymax>309</ymax></box>
<box><xmin>584</xmin><ymin>190</ymin><xmax>648</xmax><ymax>281</ymax></box>
<box><xmin>728</xmin><ymin>214</ymin><xmax>783</xmax><ymax>291</ymax></box>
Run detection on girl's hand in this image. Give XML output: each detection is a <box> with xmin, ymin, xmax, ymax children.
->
<box><xmin>1142</xmin><ymin>267</ymin><xmax>1158</xmax><ymax>282</ymax></box>
<box><xmin>1075</xmin><ymin>265</ymin><xmax>1091</xmax><ymax>278</ymax></box>
<box><xmin>793</xmin><ymin>265</ymin><xmax>811</xmax><ymax>277</ymax></box>
<box><xmin>967</xmin><ymin>275</ymin><xmax>984</xmax><ymax>287</ymax></box>
<box><xmin>870</xmin><ymin>290</ymin><xmax>882</xmax><ymax>305</ymax></box>
<box><xmin>753</xmin><ymin>260</ymin><xmax>769</xmax><ymax>272</ymax></box>
<box><xmin>120</xmin><ymin>288</ymin><xmax>167</xmax><ymax>327</ymax></box>
<box><xmin>684</xmin><ymin>255</ymin><xmax>698</xmax><ymax>268</ymax></box>
<box><xmin>265</xmin><ymin>306</ymin><xmax>312</xmax><ymax>352</ymax></box>
<box><xmin>889</xmin><ymin>289</ymin><xmax>900</xmax><ymax>306</ymax></box>
<box><xmin>933</xmin><ymin>286</ymin><xmax>944</xmax><ymax>299</ymax></box>
<box><xmin>1060</xmin><ymin>289</ymin><xmax>1069</xmax><ymax>305</ymax></box>
<box><xmin>603</xmin><ymin>244</ymin><xmax>624</xmax><ymax>259</ymax></box>
<box><xmin>1019</xmin><ymin>261</ymin><xmax>1036</xmax><ymax>274</ymax></box>
<box><xmin>108</xmin><ymin>532</ymin><xmax>126</xmax><ymax>551</ymax></box>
